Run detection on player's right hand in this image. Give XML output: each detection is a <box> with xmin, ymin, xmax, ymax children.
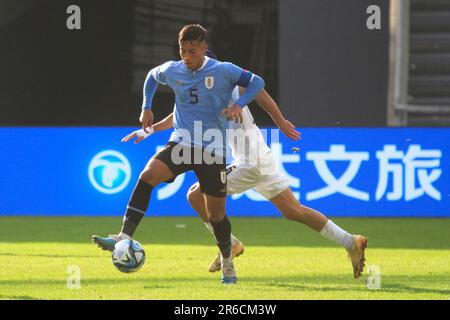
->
<box><xmin>139</xmin><ymin>109</ymin><xmax>154</xmax><ymax>133</ymax></box>
<box><xmin>278</xmin><ymin>119</ymin><xmax>301</xmax><ymax>141</ymax></box>
<box><xmin>121</xmin><ymin>128</ymin><xmax>153</xmax><ymax>144</ymax></box>
<box><xmin>221</xmin><ymin>104</ymin><xmax>243</xmax><ymax>123</ymax></box>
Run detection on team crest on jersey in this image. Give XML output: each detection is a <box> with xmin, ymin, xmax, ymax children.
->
<box><xmin>220</xmin><ymin>170</ymin><xmax>227</xmax><ymax>184</ymax></box>
<box><xmin>205</xmin><ymin>76</ymin><xmax>214</xmax><ymax>89</ymax></box>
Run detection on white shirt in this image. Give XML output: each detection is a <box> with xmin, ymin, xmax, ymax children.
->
<box><xmin>227</xmin><ymin>87</ymin><xmax>272</xmax><ymax>166</ymax></box>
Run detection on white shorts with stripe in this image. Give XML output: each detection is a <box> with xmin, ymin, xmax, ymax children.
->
<box><xmin>226</xmin><ymin>162</ymin><xmax>290</xmax><ymax>200</ymax></box>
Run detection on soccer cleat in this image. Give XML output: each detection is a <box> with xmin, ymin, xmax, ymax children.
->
<box><xmin>346</xmin><ymin>235</ymin><xmax>368</xmax><ymax>279</ymax></box>
<box><xmin>209</xmin><ymin>255</ymin><xmax>221</xmax><ymax>273</ymax></box>
<box><xmin>92</xmin><ymin>234</ymin><xmax>128</xmax><ymax>252</ymax></box>
<box><xmin>221</xmin><ymin>260</ymin><xmax>237</xmax><ymax>285</ymax></box>
<box><xmin>209</xmin><ymin>240</ymin><xmax>245</xmax><ymax>273</ymax></box>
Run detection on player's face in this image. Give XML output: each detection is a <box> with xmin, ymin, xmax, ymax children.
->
<box><xmin>179</xmin><ymin>40</ymin><xmax>207</xmax><ymax>71</ymax></box>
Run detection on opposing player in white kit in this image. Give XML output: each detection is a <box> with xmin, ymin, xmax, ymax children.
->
<box><xmin>122</xmin><ymin>52</ymin><xmax>368</xmax><ymax>279</ymax></box>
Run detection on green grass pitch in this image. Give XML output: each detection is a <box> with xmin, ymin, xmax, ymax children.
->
<box><xmin>0</xmin><ymin>217</ymin><xmax>449</xmax><ymax>300</ymax></box>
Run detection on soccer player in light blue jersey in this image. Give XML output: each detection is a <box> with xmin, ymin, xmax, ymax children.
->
<box><xmin>122</xmin><ymin>49</ymin><xmax>368</xmax><ymax>280</ymax></box>
<box><xmin>92</xmin><ymin>24</ymin><xmax>265</xmax><ymax>284</ymax></box>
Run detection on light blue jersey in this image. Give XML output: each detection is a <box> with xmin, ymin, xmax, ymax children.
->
<box><xmin>142</xmin><ymin>56</ymin><xmax>265</xmax><ymax>156</ymax></box>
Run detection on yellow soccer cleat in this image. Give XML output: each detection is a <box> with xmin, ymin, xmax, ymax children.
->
<box><xmin>346</xmin><ymin>235</ymin><xmax>368</xmax><ymax>279</ymax></box>
<box><xmin>209</xmin><ymin>240</ymin><xmax>245</xmax><ymax>273</ymax></box>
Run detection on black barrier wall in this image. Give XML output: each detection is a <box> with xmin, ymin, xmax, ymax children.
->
<box><xmin>280</xmin><ymin>0</ymin><xmax>389</xmax><ymax>126</ymax></box>
<box><xmin>0</xmin><ymin>0</ymin><xmax>134</xmax><ymax>126</ymax></box>
<box><xmin>0</xmin><ymin>0</ymin><xmax>280</xmax><ymax>126</ymax></box>
<box><xmin>0</xmin><ymin>0</ymin><xmax>389</xmax><ymax>127</ymax></box>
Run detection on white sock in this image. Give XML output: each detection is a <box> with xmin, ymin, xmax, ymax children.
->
<box><xmin>204</xmin><ymin>222</ymin><xmax>215</xmax><ymax>234</ymax></box>
<box><xmin>320</xmin><ymin>220</ymin><xmax>354</xmax><ymax>250</ymax></box>
<box><xmin>117</xmin><ymin>232</ymin><xmax>131</xmax><ymax>240</ymax></box>
<box><xmin>221</xmin><ymin>255</ymin><xmax>233</xmax><ymax>268</ymax></box>
<box><xmin>204</xmin><ymin>222</ymin><xmax>238</xmax><ymax>246</ymax></box>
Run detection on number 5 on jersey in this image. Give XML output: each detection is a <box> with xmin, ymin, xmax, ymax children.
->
<box><xmin>189</xmin><ymin>88</ymin><xmax>198</xmax><ymax>104</ymax></box>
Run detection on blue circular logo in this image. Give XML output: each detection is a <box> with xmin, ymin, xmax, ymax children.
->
<box><xmin>88</xmin><ymin>150</ymin><xmax>131</xmax><ymax>194</ymax></box>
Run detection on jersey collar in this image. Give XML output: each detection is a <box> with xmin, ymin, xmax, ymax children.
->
<box><xmin>182</xmin><ymin>56</ymin><xmax>210</xmax><ymax>73</ymax></box>
<box><xmin>196</xmin><ymin>56</ymin><xmax>210</xmax><ymax>72</ymax></box>
<box><xmin>192</xmin><ymin>56</ymin><xmax>211</xmax><ymax>73</ymax></box>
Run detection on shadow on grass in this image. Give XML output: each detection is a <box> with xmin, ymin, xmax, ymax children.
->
<box><xmin>0</xmin><ymin>253</ymin><xmax>96</xmax><ymax>259</ymax></box>
<box><xmin>0</xmin><ymin>294</ymin><xmax>42</xmax><ymax>300</ymax></box>
<box><xmin>1</xmin><ymin>275</ymin><xmax>449</xmax><ymax>297</ymax></box>
<box><xmin>265</xmin><ymin>281</ymin><xmax>450</xmax><ymax>296</ymax></box>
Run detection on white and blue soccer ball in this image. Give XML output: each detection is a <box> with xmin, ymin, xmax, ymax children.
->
<box><xmin>112</xmin><ymin>239</ymin><xmax>146</xmax><ymax>273</ymax></box>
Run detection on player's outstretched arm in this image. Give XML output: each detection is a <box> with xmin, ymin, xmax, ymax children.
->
<box><xmin>251</xmin><ymin>88</ymin><xmax>300</xmax><ymax>141</ymax></box>
<box><xmin>122</xmin><ymin>113</ymin><xmax>174</xmax><ymax>144</ymax></box>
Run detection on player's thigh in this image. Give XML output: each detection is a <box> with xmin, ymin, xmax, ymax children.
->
<box><xmin>193</xmin><ymin>162</ymin><xmax>227</xmax><ymax>198</ymax></box>
<box><xmin>142</xmin><ymin>142</ymin><xmax>190</xmax><ymax>184</ymax></box>
<box><xmin>254</xmin><ymin>172</ymin><xmax>291</xmax><ymax>200</ymax></box>
<box><xmin>226</xmin><ymin>165</ymin><xmax>261</xmax><ymax>195</ymax></box>
<box><xmin>193</xmin><ymin>163</ymin><xmax>227</xmax><ymax>220</ymax></box>
<box><xmin>139</xmin><ymin>158</ymin><xmax>174</xmax><ymax>185</ymax></box>
<box><xmin>186</xmin><ymin>182</ymin><xmax>202</xmax><ymax>203</ymax></box>
<box><xmin>270</xmin><ymin>188</ymin><xmax>297</xmax><ymax>206</ymax></box>
<box><xmin>269</xmin><ymin>187</ymin><xmax>302</xmax><ymax>218</ymax></box>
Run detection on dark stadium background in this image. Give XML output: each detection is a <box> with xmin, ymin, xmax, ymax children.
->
<box><xmin>0</xmin><ymin>0</ymin><xmax>388</xmax><ymax>127</ymax></box>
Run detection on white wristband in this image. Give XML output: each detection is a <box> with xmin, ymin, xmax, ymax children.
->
<box><xmin>137</xmin><ymin>127</ymin><xmax>154</xmax><ymax>139</ymax></box>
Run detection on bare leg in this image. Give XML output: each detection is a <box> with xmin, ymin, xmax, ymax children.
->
<box><xmin>139</xmin><ymin>158</ymin><xmax>174</xmax><ymax>185</ymax></box>
<box><xmin>187</xmin><ymin>183</ymin><xmax>209</xmax><ymax>223</ymax></box>
<box><xmin>270</xmin><ymin>188</ymin><xmax>354</xmax><ymax>250</ymax></box>
<box><xmin>270</xmin><ymin>188</ymin><xmax>328</xmax><ymax>232</ymax></box>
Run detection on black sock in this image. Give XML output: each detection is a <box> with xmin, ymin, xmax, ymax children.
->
<box><xmin>121</xmin><ymin>179</ymin><xmax>153</xmax><ymax>237</ymax></box>
<box><xmin>210</xmin><ymin>216</ymin><xmax>232</xmax><ymax>259</ymax></box>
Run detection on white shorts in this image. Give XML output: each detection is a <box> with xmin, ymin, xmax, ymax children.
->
<box><xmin>226</xmin><ymin>163</ymin><xmax>290</xmax><ymax>200</ymax></box>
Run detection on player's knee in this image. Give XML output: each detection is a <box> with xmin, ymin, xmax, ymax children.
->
<box><xmin>139</xmin><ymin>169</ymin><xmax>161</xmax><ymax>186</ymax></box>
<box><xmin>207</xmin><ymin>204</ymin><xmax>226</xmax><ymax>222</ymax></box>
<box><xmin>209</xmin><ymin>211</ymin><xmax>226</xmax><ymax>223</ymax></box>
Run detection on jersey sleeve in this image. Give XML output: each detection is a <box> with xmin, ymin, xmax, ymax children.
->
<box><xmin>149</xmin><ymin>61</ymin><xmax>174</xmax><ymax>85</ymax></box>
<box><xmin>142</xmin><ymin>61</ymin><xmax>174</xmax><ymax>110</ymax></box>
<box><xmin>227</xmin><ymin>86</ymin><xmax>240</xmax><ymax>107</ymax></box>
<box><xmin>222</xmin><ymin>62</ymin><xmax>252</xmax><ymax>87</ymax></box>
<box><xmin>222</xmin><ymin>62</ymin><xmax>265</xmax><ymax>108</ymax></box>
<box><xmin>142</xmin><ymin>72</ymin><xmax>158</xmax><ymax>110</ymax></box>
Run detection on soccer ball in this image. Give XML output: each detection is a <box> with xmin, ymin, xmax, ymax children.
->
<box><xmin>112</xmin><ymin>239</ymin><xmax>146</xmax><ymax>273</ymax></box>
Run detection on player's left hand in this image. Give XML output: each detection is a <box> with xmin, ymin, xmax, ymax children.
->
<box><xmin>121</xmin><ymin>128</ymin><xmax>153</xmax><ymax>144</ymax></box>
<box><xmin>221</xmin><ymin>104</ymin><xmax>243</xmax><ymax>123</ymax></box>
<box><xmin>139</xmin><ymin>109</ymin><xmax>154</xmax><ymax>133</ymax></box>
<box><xmin>278</xmin><ymin>119</ymin><xmax>301</xmax><ymax>141</ymax></box>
